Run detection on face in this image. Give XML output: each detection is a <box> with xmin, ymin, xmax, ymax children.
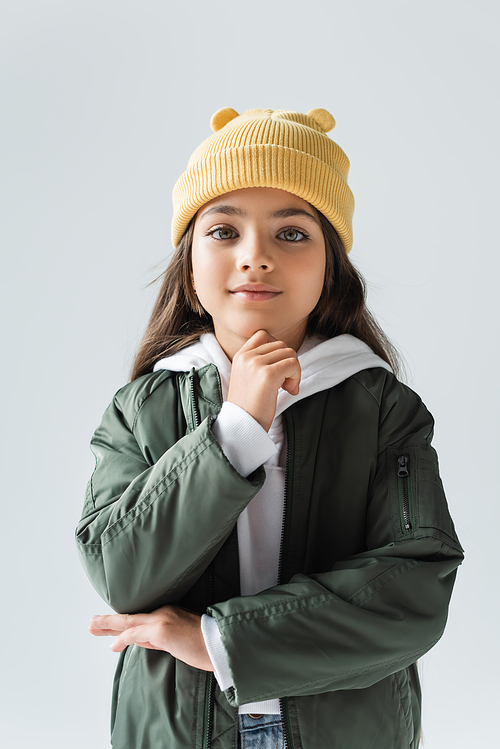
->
<box><xmin>191</xmin><ymin>186</ymin><xmax>326</xmax><ymax>360</ymax></box>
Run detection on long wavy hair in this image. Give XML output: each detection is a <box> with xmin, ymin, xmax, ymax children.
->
<box><xmin>130</xmin><ymin>209</ymin><xmax>402</xmax><ymax>382</ymax></box>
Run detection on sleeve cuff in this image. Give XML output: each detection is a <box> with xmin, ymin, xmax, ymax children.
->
<box><xmin>201</xmin><ymin>613</ymin><xmax>234</xmax><ymax>692</ymax></box>
<box><xmin>211</xmin><ymin>401</ymin><xmax>278</xmax><ymax>477</ymax></box>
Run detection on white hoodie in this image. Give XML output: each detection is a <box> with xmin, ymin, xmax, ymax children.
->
<box><xmin>153</xmin><ymin>332</ymin><xmax>392</xmax><ymax>714</ymax></box>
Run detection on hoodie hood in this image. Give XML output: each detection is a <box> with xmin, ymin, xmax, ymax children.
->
<box><xmin>153</xmin><ymin>333</ymin><xmax>392</xmax><ymax>419</ymax></box>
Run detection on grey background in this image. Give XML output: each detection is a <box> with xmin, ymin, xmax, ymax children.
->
<box><xmin>1</xmin><ymin>0</ymin><xmax>497</xmax><ymax>746</ymax></box>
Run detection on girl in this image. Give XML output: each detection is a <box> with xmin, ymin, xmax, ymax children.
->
<box><xmin>76</xmin><ymin>107</ymin><xmax>464</xmax><ymax>749</ymax></box>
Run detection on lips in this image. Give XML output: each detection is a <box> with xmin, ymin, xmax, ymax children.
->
<box><xmin>230</xmin><ymin>283</ymin><xmax>281</xmax><ymax>302</ymax></box>
<box><xmin>231</xmin><ymin>283</ymin><xmax>280</xmax><ymax>293</ymax></box>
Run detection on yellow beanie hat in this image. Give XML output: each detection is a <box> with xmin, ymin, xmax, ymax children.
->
<box><xmin>171</xmin><ymin>107</ymin><xmax>355</xmax><ymax>252</ymax></box>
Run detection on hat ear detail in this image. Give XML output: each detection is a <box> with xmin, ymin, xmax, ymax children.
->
<box><xmin>210</xmin><ymin>107</ymin><xmax>240</xmax><ymax>132</ymax></box>
<box><xmin>307</xmin><ymin>108</ymin><xmax>336</xmax><ymax>133</ymax></box>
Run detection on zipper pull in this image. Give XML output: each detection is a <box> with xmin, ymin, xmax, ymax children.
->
<box><xmin>397</xmin><ymin>455</ymin><xmax>409</xmax><ymax>477</ymax></box>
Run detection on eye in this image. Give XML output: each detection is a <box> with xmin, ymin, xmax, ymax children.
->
<box><xmin>205</xmin><ymin>225</ymin><xmax>236</xmax><ymax>240</ymax></box>
<box><xmin>279</xmin><ymin>227</ymin><xmax>310</xmax><ymax>242</ymax></box>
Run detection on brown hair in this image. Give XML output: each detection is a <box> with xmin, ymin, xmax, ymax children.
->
<box><xmin>129</xmin><ymin>210</ymin><xmax>402</xmax><ymax>381</ymax></box>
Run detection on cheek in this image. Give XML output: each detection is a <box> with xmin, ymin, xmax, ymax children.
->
<box><xmin>192</xmin><ymin>244</ymin><xmax>211</xmax><ymax>283</ymax></box>
<box><xmin>191</xmin><ymin>247</ymin><xmax>227</xmax><ymax>305</ymax></box>
<box><xmin>301</xmin><ymin>252</ymin><xmax>326</xmax><ymax>303</ymax></box>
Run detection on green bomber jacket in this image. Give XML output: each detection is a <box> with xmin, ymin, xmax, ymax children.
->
<box><xmin>76</xmin><ymin>363</ymin><xmax>464</xmax><ymax>749</ymax></box>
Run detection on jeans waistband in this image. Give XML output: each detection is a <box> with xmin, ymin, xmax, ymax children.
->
<box><xmin>238</xmin><ymin>713</ymin><xmax>282</xmax><ymax>732</ymax></box>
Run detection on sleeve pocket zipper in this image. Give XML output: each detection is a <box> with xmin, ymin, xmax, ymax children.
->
<box><xmin>397</xmin><ymin>455</ymin><xmax>413</xmax><ymax>532</ymax></box>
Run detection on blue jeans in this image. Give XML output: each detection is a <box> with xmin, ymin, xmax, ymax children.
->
<box><xmin>237</xmin><ymin>713</ymin><xmax>285</xmax><ymax>749</ymax></box>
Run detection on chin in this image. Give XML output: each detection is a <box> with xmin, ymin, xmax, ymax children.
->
<box><xmin>239</xmin><ymin>323</ymin><xmax>280</xmax><ymax>338</ymax></box>
<box><xmin>237</xmin><ymin>321</ymin><xmax>304</xmax><ymax>344</ymax></box>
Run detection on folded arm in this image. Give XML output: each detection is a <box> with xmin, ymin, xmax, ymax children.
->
<box><xmin>75</xmin><ymin>379</ymin><xmax>271</xmax><ymax>613</ymax></box>
<box><xmin>206</xmin><ymin>378</ymin><xmax>465</xmax><ymax>705</ymax></box>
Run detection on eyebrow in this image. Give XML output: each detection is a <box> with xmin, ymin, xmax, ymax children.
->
<box><xmin>198</xmin><ymin>204</ymin><xmax>320</xmax><ymax>226</ymax></box>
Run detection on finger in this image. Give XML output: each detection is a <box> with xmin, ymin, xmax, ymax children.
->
<box><xmin>262</xmin><ymin>354</ymin><xmax>301</xmax><ymax>385</ymax></box>
<box><xmin>277</xmin><ymin>359</ymin><xmax>301</xmax><ymax>394</ymax></box>
<box><xmin>110</xmin><ymin>625</ymin><xmax>159</xmax><ymax>653</ymax></box>
<box><xmin>89</xmin><ymin>627</ymin><xmax>123</xmax><ymax>637</ymax></box>
<box><xmin>281</xmin><ymin>376</ymin><xmax>300</xmax><ymax>396</ymax></box>
<box><xmin>89</xmin><ymin>615</ymin><xmax>119</xmax><ymax>636</ymax></box>
<box><xmin>238</xmin><ymin>329</ymin><xmax>277</xmax><ymax>352</ymax></box>
<box><xmin>89</xmin><ymin>613</ymin><xmax>147</xmax><ymax>634</ymax></box>
<box><xmin>251</xmin><ymin>342</ymin><xmax>295</xmax><ymax>359</ymax></box>
<box><xmin>257</xmin><ymin>348</ymin><xmax>300</xmax><ymax>367</ymax></box>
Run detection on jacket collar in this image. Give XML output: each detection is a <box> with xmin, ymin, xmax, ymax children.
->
<box><xmin>154</xmin><ymin>333</ymin><xmax>392</xmax><ymax>419</ymax></box>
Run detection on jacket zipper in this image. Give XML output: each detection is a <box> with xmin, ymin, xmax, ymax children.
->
<box><xmin>190</xmin><ymin>371</ymin><xmax>216</xmax><ymax>749</ymax></box>
<box><xmin>202</xmin><ymin>565</ymin><xmax>216</xmax><ymax>749</ymax></box>
<box><xmin>278</xmin><ymin>411</ymin><xmax>295</xmax><ymax>749</ymax></box>
<box><xmin>397</xmin><ymin>455</ymin><xmax>412</xmax><ymax>532</ymax></box>
<box><xmin>202</xmin><ymin>672</ymin><xmax>215</xmax><ymax>749</ymax></box>
<box><xmin>189</xmin><ymin>372</ymin><xmax>201</xmax><ymax>432</ymax></box>
<box><xmin>195</xmin><ymin>372</ymin><xmax>295</xmax><ymax>748</ymax></box>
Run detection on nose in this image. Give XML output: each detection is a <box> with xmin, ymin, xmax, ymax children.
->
<box><xmin>236</xmin><ymin>232</ymin><xmax>274</xmax><ymax>272</ymax></box>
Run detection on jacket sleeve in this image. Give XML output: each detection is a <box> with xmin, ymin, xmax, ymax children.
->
<box><xmin>75</xmin><ymin>375</ymin><xmax>265</xmax><ymax>614</ymax></box>
<box><xmin>207</xmin><ymin>375</ymin><xmax>465</xmax><ymax>707</ymax></box>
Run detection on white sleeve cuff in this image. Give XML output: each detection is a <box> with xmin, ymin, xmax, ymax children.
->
<box><xmin>211</xmin><ymin>401</ymin><xmax>277</xmax><ymax>477</ymax></box>
<box><xmin>201</xmin><ymin>613</ymin><xmax>234</xmax><ymax>692</ymax></box>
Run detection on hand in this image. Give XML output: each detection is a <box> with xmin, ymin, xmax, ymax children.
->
<box><xmin>89</xmin><ymin>605</ymin><xmax>214</xmax><ymax>671</ymax></box>
<box><xmin>227</xmin><ymin>330</ymin><xmax>301</xmax><ymax>432</ymax></box>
